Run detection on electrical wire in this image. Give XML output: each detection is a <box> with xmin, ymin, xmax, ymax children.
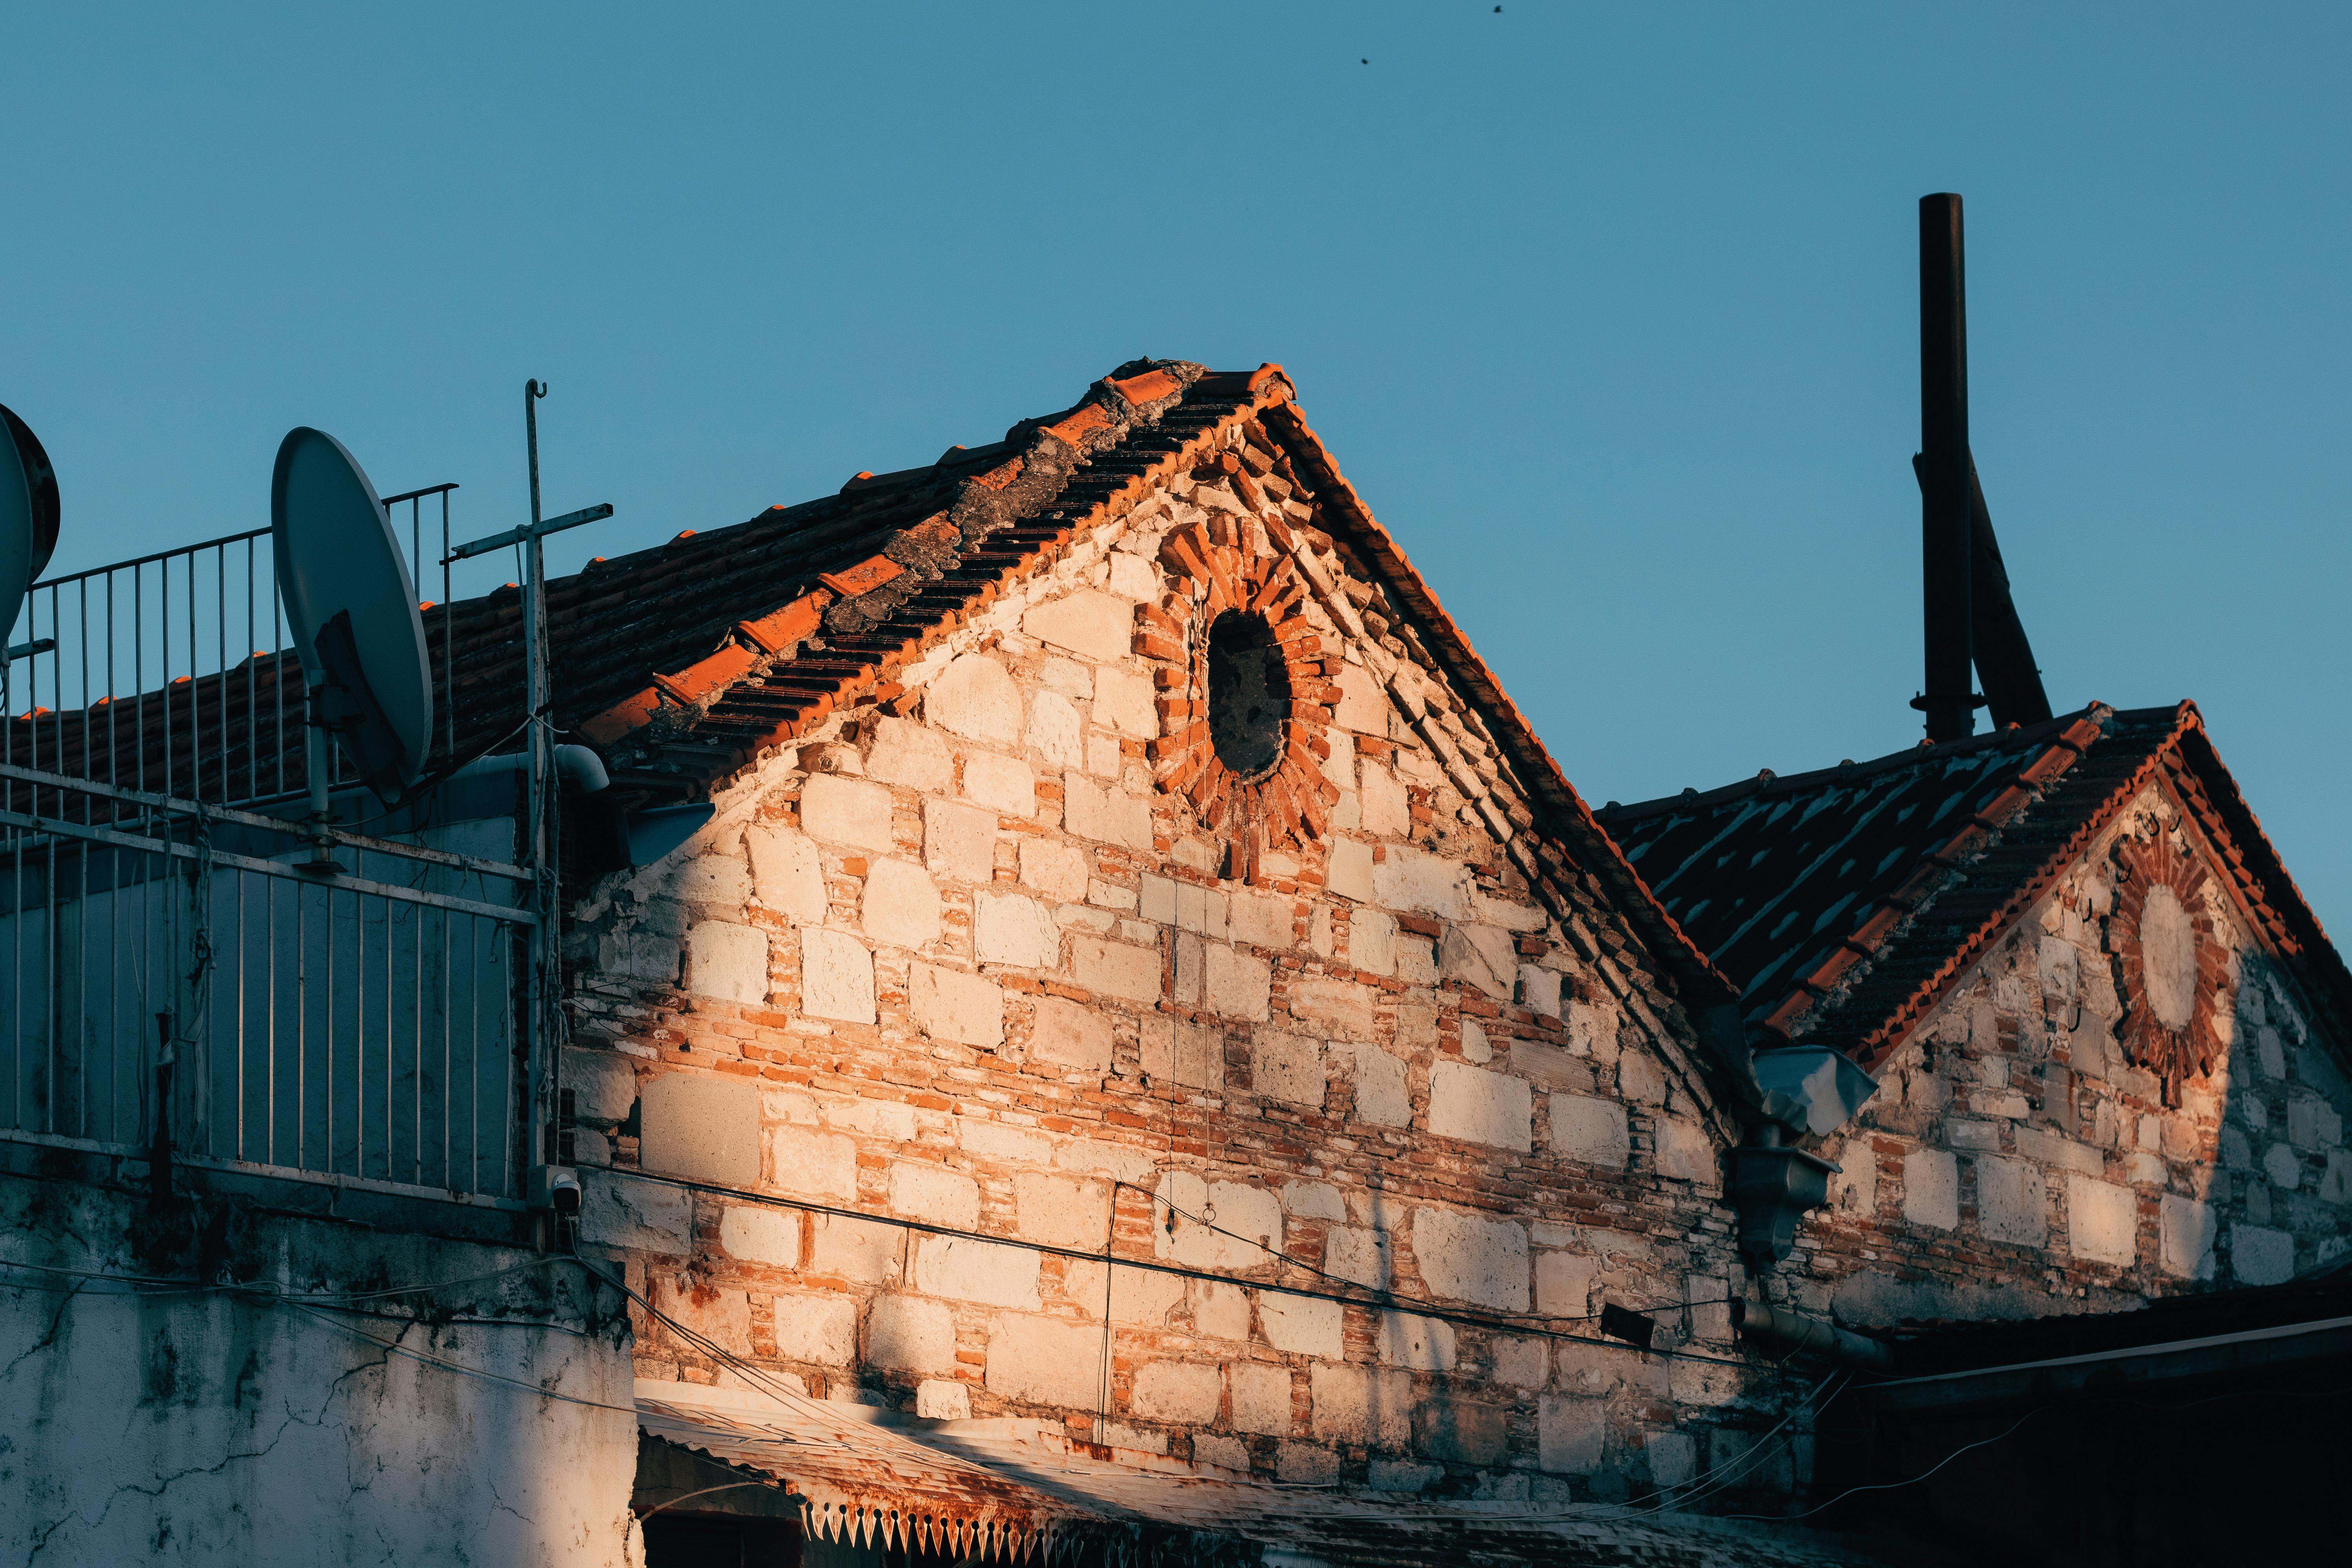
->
<box><xmin>1717</xmin><ymin>1404</ymin><xmax>2040</xmax><ymax>1524</ymax></box>
<box><xmin>613</xmin><ymin>1166</ymin><xmax>1760</xmax><ymax>1370</ymax></box>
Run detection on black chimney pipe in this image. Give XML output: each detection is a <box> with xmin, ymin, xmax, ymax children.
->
<box><xmin>1915</xmin><ymin>193</ymin><xmax>1979</xmax><ymax>743</ymax></box>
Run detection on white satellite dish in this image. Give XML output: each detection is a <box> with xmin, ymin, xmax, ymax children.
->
<box><xmin>0</xmin><ymin>402</ymin><xmax>62</xmax><ymax>642</ymax></box>
<box><xmin>271</xmin><ymin>427</ymin><xmax>434</xmax><ymax>802</ymax></box>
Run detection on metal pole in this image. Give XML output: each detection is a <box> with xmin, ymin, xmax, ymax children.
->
<box><xmin>521</xmin><ymin>379</ymin><xmax>555</xmax><ymax>1196</ymax></box>
<box><xmin>1916</xmin><ymin>192</ymin><xmax>1977</xmax><ymax>744</ymax></box>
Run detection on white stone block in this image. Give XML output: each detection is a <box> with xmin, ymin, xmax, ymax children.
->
<box><xmin>1153</xmin><ymin>1172</ymin><xmax>1281</xmax><ymax>1270</ymax></box>
<box><xmin>1413</xmin><ymin>1207</ymin><xmax>1529</xmax><ymax>1311</ymax></box>
<box><xmin>1439</xmin><ymin>924</ymin><xmax>1516</xmax><ymax>1001</ymax></box>
<box><xmin>1492</xmin><ymin>1336</ymin><xmax>1550</xmax><ymax>1390</ymax></box>
<box><xmin>975</xmin><ymin>890</ymin><xmax>1061</xmax><ymax>969</ymax></box>
<box><xmin>1428</xmin><ymin>1062</ymin><xmax>1532</xmax><ymax>1152</ymax></box>
<box><xmin>1251</xmin><ymin>1031</ymin><xmax>1326</xmax><ymax>1108</ymax></box>
<box><xmin>2265</xmin><ymin>1143</ymin><xmax>2302</xmax><ymax>1189</ymax></box>
<box><xmin>867</xmin><ymin>1295</ymin><xmax>957</xmax><ymax>1374</ymax></box>
<box><xmin>1619</xmin><ymin>1049</ymin><xmax>1666</xmax><ymax>1103</ymax></box>
<box><xmin>659</xmin><ymin>1281</ymin><xmax>751</xmax><ymax>1357</ymax></box>
<box><xmin>961</xmin><ymin>750</ymin><xmax>1036</xmax><ymax>817</ymax></box>
<box><xmin>1085</xmin><ymin>731</ymin><xmax>1122</xmax><ymax>778</ymax></box>
<box><xmin>800</xmin><ymin>774</ymin><xmax>897</xmax><ymax>853</ymax></box>
<box><xmin>769</xmin><ymin>1292</ymin><xmax>860</xmax><ymax>1367</ymax></box>
<box><xmin>1229</xmin><ymin>1362</ymin><xmax>1294</xmax><ymax>1436</ymax></box>
<box><xmin>1534</xmin><ymin>1251</ymin><xmax>1597</xmax><ymax>1317</ymax></box>
<box><xmin>861</xmin><ymin>858</ymin><xmax>941</xmax><ymax>950</ymax></box>
<box><xmin>1070</xmin><ymin>936</ymin><xmax>1163</xmax><ymax>1004</ymax></box>
<box><xmin>564</xmin><ymin>1047</ymin><xmax>639</xmax><ymax>1123</ymax></box>
<box><xmin>890</xmin><ymin>1161</ymin><xmax>980</xmax><ymax>1229</ymax></box>
<box><xmin>719</xmin><ymin>1205</ymin><xmax>800</xmax><ymax>1265</ymax></box>
<box><xmin>1371</xmin><ymin>844</ymin><xmax>1475</xmax><ymax>919</ymax></box>
<box><xmin>1106</xmin><ymin>552</ymin><xmax>1160</xmax><ymax>601</ymax></box>
<box><xmin>1025</xmin><ymin>691</ymin><xmax>1084</xmax><ymax>771</ymax></box>
<box><xmin>2160</xmin><ymin>1192</ymin><xmax>2218</xmax><ymax>1279</ymax></box>
<box><xmin>1019</xmin><ymin>838</ymin><xmax>1090</xmax><ymax>902</ymax></box>
<box><xmin>866</xmin><ymin>716</ymin><xmax>953</xmax><ymax>792</ymax></box>
<box><xmin>1062</xmin><ymin>775</ymin><xmax>1153</xmax><ymax>851</ymax></box>
<box><xmin>2068</xmin><ymin>1175</ymin><xmax>2138</xmax><ymax>1264</ymax></box>
<box><xmin>642</xmin><ymin>1071</ymin><xmax>761</xmax><ymax>1184</ymax></box>
<box><xmin>799</xmin><ymin>927</ymin><xmax>876</xmax><ymax>1023</ymax></box>
<box><xmin>1022</xmin><ymin>588</ymin><xmax>1134</xmax><ymax>664</ymax></box>
<box><xmin>2290</xmin><ymin>1094</ymin><xmax>2343</xmax><ymax>1149</ymax></box>
<box><xmin>2232</xmin><ymin>1224</ymin><xmax>2295</xmax><ymax>1285</ymax></box>
<box><xmin>1192</xmin><ymin>1280</ymin><xmax>1253</xmax><ymax>1341</ymax></box>
<box><xmin>578</xmin><ymin>1170</ymin><xmax>690</xmax><ymax>1254</ymax></box>
<box><xmin>915</xmin><ymin>1236</ymin><xmax>1040</xmax><ymax>1308</ymax></box>
<box><xmin>768</xmin><ymin>1124</ymin><xmax>858</xmax><ymax>1201</ymax></box>
<box><xmin>909</xmin><ymin>962</ymin><xmax>1004</xmax><ymax>1048</ymax></box>
<box><xmin>686</xmin><ymin>920</ymin><xmax>770</xmax><ymax>1004</ymax></box>
<box><xmin>1349</xmin><ymin>908</ymin><xmax>1398</xmax><ymax>976</ymax></box>
<box><xmin>1287</xmin><ymin>976</ymin><xmax>1376</xmax><ymax>1039</ymax></box>
<box><xmin>1281</xmin><ymin>1180</ymin><xmax>1346</xmax><ymax>1220</ymax></box>
<box><xmin>1060</xmin><ymin>1261</ymin><xmax>1185</xmax><ymax>1325</ymax></box>
<box><xmin>1027</xmin><ymin>995</ymin><xmax>1113</xmax><ymax>1072</ymax></box>
<box><xmin>916</xmin><ymin>1381</ymin><xmax>971</xmax><ymax>1421</ymax></box>
<box><xmin>1132</xmin><ymin>1361</ymin><xmax>1223</xmax><ymax>1425</ymax></box>
<box><xmin>1257</xmin><ymin>1293</ymin><xmax>1345</xmax><ymax>1359</ymax></box>
<box><xmin>1538</xmin><ymin>1397</ymin><xmax>1606</xmax><ymax>1474</ymax></box>
<box><xmin>1325</xmin><ymin>1226</ymin><xmax>1394</xmax><ymax>1290</ymax></box>
<box><xmin>1332</xmin><ymin>662</ymin><xmax>1389</xmax><ymax>734</ymax></box>
<box><xmin>1014</xmin><ymin>1171</ymin><xmax>1109</xmax><ymax>1249</ymax></box>
<box><xmin>1903</xmin><ymin>1149</ymin><xmax>1960</xmax><ymax>1230</ymax></box>
<box><xmin>1655</xmin><ymin>1119</ymin><xmax>1719</xmax><ymax>1189</ymax></box>
<box><xmin>1335</xmin><ymin>1061</ymin><xmax>1406</xmax><ymax>1149</ymax></box>
<box><xmin>1140</xmin><ymin>1018</ymin><xmax>1224</xmax><ymax>1089</ymax></box>
<box><xmin>808</xmin><ymin>1213</ymin><xmax>902</xmax><ymax>1283</ymax></box>
<box><xmin>1205</xmin><ymin>946</ymin><xmax>1271</xmax><ymax>1020</ymax></box>
<box><xmin>1976</xmin><ymin>1155</ymin><xmax>2047</xmax><ymax>1247</ymax></box>
<box><xmin>1648</xmin><ymin>1432</ymin><xmax>1698</xmax><ymax>1488</ymax></box>
<box><xmin>1518</xmin><ymin>965</ymin><xmax>1563</xmax><ymax>1018</ymax></box>
<box><xmin>668</xmin><ymin>851</ymin><xmax>752</xmax><ymax>907</ymax></box>
<box><xmin>923</xmin><ymin>797</ymin><xmax>998</xmax><ymax>886</ymax></box>
<box><xmin>985</xmin><ymin>1313</ymin><xmax>1104</xmax><ymax>1409</ymax></box>
<box><xmin>926</xmin><ymin>653</ymin><xmax>1023</xmax><ymax>746</ymax></box>
<box><xmin>1310</xmin><ymin>1365</ymin><xmax>1411</xmax><ymax>1448</ymax></box>
<box><xmin>1094</xmin><ymin>665</ymin><xmax>1157</xmax><ymax>738</ymax></box>
<box><xmin>1359</xmin><ymin>766</ymin><xmax>1411</xmax><ymax>837</ymax></box>
<box><xmin>1326</xmin><ymin>837</ymin><xmax>1375</xmax><ymax>902</ymax></box>
<box><xmin>1550</xmin><ymin>1095</ymin><xmax>1629</xmax><ymax>1169</ymax></box>
<box><xmin>1229</xmin><ymin>891</ymin><xmax>1295</xmax><ymax>950</ymax></box>
<box><xmin>1376</xmin><ymin>1310</ymin><xmax>1457</xmax><ymax>1371</ymax></box>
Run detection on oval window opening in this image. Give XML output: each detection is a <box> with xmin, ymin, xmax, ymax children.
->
<box><xmin>1207</xmin><ymin>610</ymin><xmax>1289</xmax><ymax>779</ymax></box>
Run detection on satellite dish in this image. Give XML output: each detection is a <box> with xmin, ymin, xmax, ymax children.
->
<box><xmin>0</xmin><ymin>402</ymin><xmax>62</xmax><ymax>642</ymax></box>
<box><xmin>272</xmin><ymin>427</ymin><xmax>433</xmax><ymax>802</ymax></box>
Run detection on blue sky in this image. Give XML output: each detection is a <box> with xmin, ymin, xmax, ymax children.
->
<box><xmin>4</xmin><ymin>4</ymin><xmax>2347</xmax><ymax>928</ymax></box>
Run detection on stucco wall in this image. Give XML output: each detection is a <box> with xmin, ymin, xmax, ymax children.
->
<box><xmin>0</xmin><ymin>1172</ymin><xmax>641</xmax><ymax>1566</ymax></box>
<box><xmin>562</xmin><ymin>433</ymin><xmax>1789</xmax><ymax>1504</ymax></box>
<box><xmin>1799</xmin><ymin>783</ymin><xmax>2352</xmax><ymax>1323</ymax></box>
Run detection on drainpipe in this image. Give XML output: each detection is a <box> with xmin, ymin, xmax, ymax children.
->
<box><xmin>1731</xmin><ymin>1300</ymin><xmax>1895</xmax><ymax>1371</ymax></box>
<box><xmin>1728</xmin><ymin>1045</ymin><xmax>1880</xmax><ymax>1273</ymax></box>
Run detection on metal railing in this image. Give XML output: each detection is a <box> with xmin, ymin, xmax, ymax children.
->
<box><xmin>0</xmin><ymin>490</ymin><xmax>541</xmax><ymax>1202</ymax></box>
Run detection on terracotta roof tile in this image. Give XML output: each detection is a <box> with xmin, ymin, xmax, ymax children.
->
<box><xmin>1599</xmin><ymin>703</ymin><xmax>2352</xmax><ymax>1069</ymax></box>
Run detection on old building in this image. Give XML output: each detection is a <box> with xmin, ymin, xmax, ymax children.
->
<box><xmin>5</xmin><ymin>355</ymin><xmax>2347</xmax><ymax>1565</ymax></box>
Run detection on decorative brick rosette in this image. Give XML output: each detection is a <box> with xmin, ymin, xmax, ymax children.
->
<box><xmin>2107</xmin><ymin>827</ymin><xmax>2233</xmax><ymax>1106</ymax></box>
<box><xmin>1135</xmin><ymin>508</ymin><xmax>1341</xmax><ymax>880</ymax></box>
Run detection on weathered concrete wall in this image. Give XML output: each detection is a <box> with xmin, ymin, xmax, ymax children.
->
<box><xmin>0</xmin><ymin>1171</ymin><xmax>641</xmax><ymax>1566</ymax></box>
<box><xmin>1799</xmin><ymin>783</ymin><xmax>2352</xmax><ymax>1323</ymax></box>
<box><xmin>562</xmin><ymin>420</ymin><xmax>1792</xmax><ymax>1506</ymax></box>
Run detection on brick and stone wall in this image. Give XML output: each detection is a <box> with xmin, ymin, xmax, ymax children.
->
<box><xmin>559</xmin><ymin>425</ymin><xmax>1786</xmax><ymax>1503</ymax></box>
<box><xmin>1798</xmin><ymin>783</ymin><xmax>2352</xmax><ymax>1323</ymax></box>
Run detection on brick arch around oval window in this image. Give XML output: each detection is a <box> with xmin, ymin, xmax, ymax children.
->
<box><xmin>2106</xmin><ymin>817</ymin><xmax>2236</xmax><ymax>1107</ymax></box>
<box><xmin>1133</xmin><ymin>514</ymin><xmax>1341</xmax><ymax>880</ymax></box>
